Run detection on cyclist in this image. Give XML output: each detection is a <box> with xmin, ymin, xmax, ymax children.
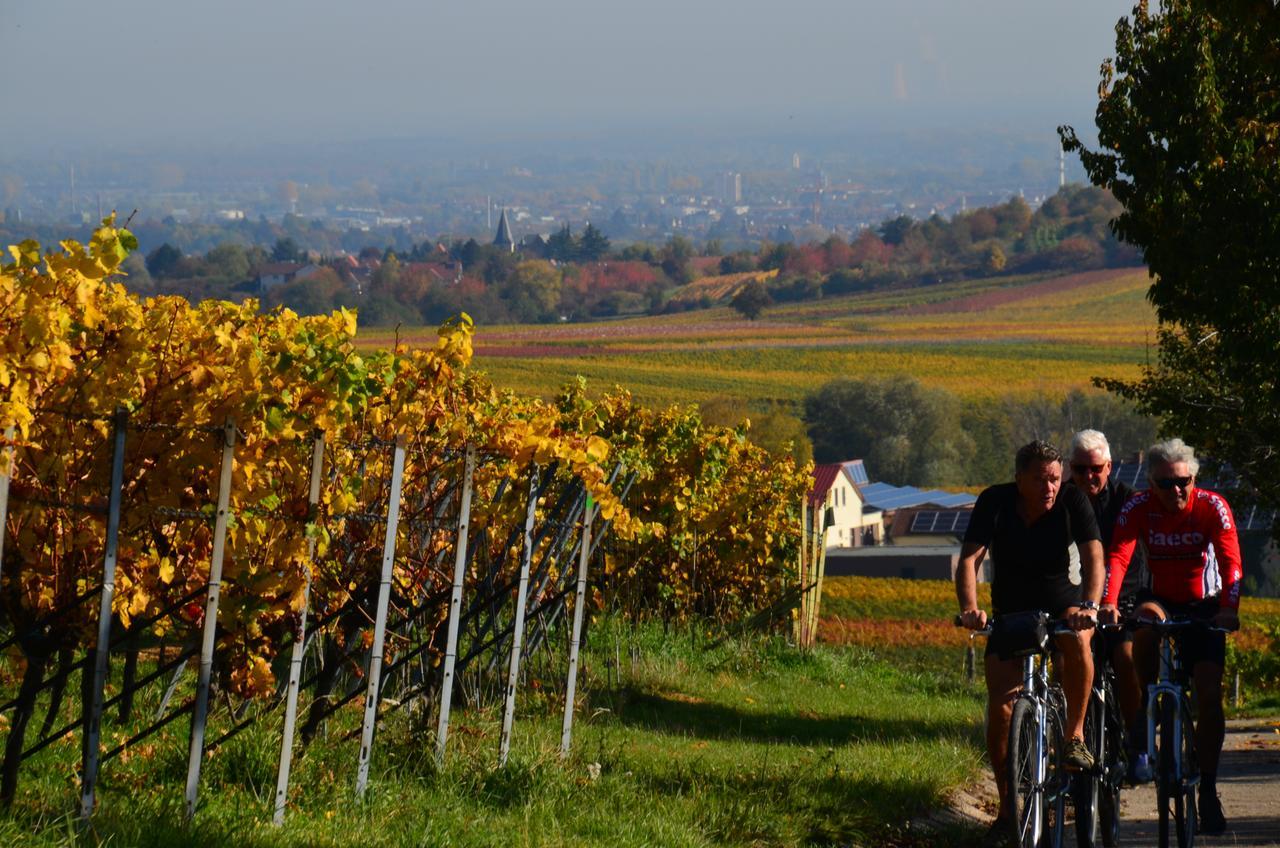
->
<box><xmin>1099</xmin><ymin>437</ymin><xmax>1241</xmax><ymax>835</ymax></box>
<box><xmin>1065</xmin><ymin>429</ymin><xmax>1150</xmax><ymax>779</ymax></box>
<box><xmin>956</xmin><ymin>440</ymin><xmax>1104</xmax><ymax>845</ymax></box>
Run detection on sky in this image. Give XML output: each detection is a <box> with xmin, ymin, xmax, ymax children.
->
<box><xmin>1</xmin><ymin>0</ymin><xmax>1137</xmax><ymax>159</ymax></box>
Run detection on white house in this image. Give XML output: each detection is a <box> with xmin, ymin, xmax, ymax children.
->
<box><xmin>810</xmin><ymin>463</ymin><xmax>884</xmax><ymax>550</ymax></box>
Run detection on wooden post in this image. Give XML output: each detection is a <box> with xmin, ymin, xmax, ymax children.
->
<box><xmin>796</xmin><ymin>502</ymin><xmax>808</xmax><ymax>646</ymax></box>
<box><xmin>183</xmin><ymin>418</ymin><xmax>237</xmax><ymax>820</ymax></box>
<box><xmin>355</xmin><ymin>437</ymin><xmax>406</xmax><ymax>797</ymax></box>
<box><xmin>811</xmin><ymin>527</ymin><xmax>830</xmax><ymax>643</ymax></box>
<box><xmin>79</xmin><ymin>407</ymin><xmax>128</xmax><ymax>821</ymax></box>
<box><xmin>499</xmin><ymin>465</ymin><xmax>539</xmax><ymax>766</ymax></box>
<box><xmin>273</xmin><ymin>430</ymin><xmax>326</xmax><ymax>825</ymax></box>
<box><xmin>0</xmin><ymin>425</ymin><xmax>14</xmax><ymax>588</ymax></box>
<box><xmin>560</xmin><ymin>498</ymin><xmax>594</xmax><ymax>758</ymax></box>
<box><xmin>435</xmin><ymin>446</ymin><xmax>475</xmax><ymax>765</ymax></box>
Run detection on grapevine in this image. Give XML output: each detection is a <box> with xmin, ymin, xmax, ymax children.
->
<box><xmin>1</xmin><ymin>219</ymin><xmax>808</xmax><ymax>700</ymax></box>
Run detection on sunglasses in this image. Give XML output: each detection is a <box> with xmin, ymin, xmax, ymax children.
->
<box><xmin>1153</xmin><ymin>476</ymin><xmax>1194</xmax><ymax>490</ymax></box>
<box><xmin>1071</xmin><ymin>463</ymin><xmax>1107</xmax><ymax>474</ymax></box>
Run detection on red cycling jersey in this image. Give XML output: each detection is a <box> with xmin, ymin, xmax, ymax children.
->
<box><xmin>1104</xmin><ymin>487</ymin><xmax>1242</xmax><ymax>610</ymax></box>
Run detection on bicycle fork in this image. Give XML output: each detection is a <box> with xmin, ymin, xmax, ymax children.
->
<box><xmin>1146</xmin><ymin>638</ymin><xmax>1196</xmax><ymax>793</ymax></box>
<box><xmin>1026</xmin><ymin>655</ymin><xmax>1046</xmax><ymax>845</ymax></box>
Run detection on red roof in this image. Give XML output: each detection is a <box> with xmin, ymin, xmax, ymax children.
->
<box><xmin>809</xmin><ymin>463</ymin><xmax>848</xmax><ymax>505</ymax></box>
<box><xmin>254</xmin><ymin>262</ymin><xmax>304</xmax><ymax>276</ymax></box>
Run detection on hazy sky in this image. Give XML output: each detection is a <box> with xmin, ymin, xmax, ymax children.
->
<box><xmin>2</xmin><ymin>0</ymin><xmax>1136</xmax><ymax>157</ymax></box>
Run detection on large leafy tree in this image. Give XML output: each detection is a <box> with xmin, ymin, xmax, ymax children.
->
<box><xmin>1060</xmin><ymin>0</ymin><xmax>1280</xmax><ymax>507</ymax></box>
<box><xmin>803</xmin><ymin>375</ymin><xmax>973</xmax><ymax>487</ymax></box>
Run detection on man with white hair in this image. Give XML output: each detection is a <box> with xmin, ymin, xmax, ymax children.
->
<box><xmin>1101</xmin><ymin>437</ymin><xmax>1242</xmax><ymax>835</ymax></box>
<box><xmin>1066</xmin><ymin>429</ymin><xmax>1149</xmax><ymax>776</ymax></box>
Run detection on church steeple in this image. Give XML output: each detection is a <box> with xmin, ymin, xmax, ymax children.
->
<box><xmin>493</xmin><ymin>207</ymin><xmax>515</xmax><ymax>253</ymax></box>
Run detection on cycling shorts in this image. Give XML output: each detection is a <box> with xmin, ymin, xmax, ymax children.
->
<box><xmin>985</xmin><ymin>600</ymin><xmax>1082</xmax><ymax>661</ymax></box>
<box><xmin>1133</xmin><ymin>589</ymin><xmax>1226</xmax><ymax>669</ymax></box>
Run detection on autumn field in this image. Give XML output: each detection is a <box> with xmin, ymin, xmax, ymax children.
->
<box><xmin>820</xmin><ymin>576</ymin><xmax>1280</xmax><ymax>714</ymax></box>
<box><xmin>356</xmin><ymin>267</ymin><xmax>1156</xmax><ymax>409</ymax></box>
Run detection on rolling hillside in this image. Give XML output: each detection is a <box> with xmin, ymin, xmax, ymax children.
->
<box><xmin>357</xmin><ymin>267</ymin><xmax>1156</xmax><ymax>409</ymax></box>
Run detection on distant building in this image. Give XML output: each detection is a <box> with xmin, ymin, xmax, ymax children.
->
<box><xmin>493</xmin><ymin>208</ymin><xmax>515</xmax><ymax>253</ymax></box>
<box><xmin>810</xmin><ymin>463</ymin><xmax>884</xmax><ymax>550</ymax></box>
<box><xmin>254</xmin><ymin>262</ymin><xmax>320</xmax><ymax>294</ymax></box>
<box><xmin>824</xmin><ymin>545</ymin><xmax>963</xmax><ymax>581</ymax></box>
<box><xmin>721</xmin><ymin>171</ymin><xmax>742</xmax><ymax>205</ymax></box>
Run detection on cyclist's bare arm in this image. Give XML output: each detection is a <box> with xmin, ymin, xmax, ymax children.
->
<box><xmin>956</xmin><ymin>541</ymin><xmax>988</xmax><ymax>629</ymax></box>
<box><xmin>1067</xmin><ymin>539</ymin><xmax>1105</xmax><ymax>631</ymax></box>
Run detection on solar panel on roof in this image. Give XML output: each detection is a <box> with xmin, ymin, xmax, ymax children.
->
<box><xmin>1236</xmin><ymin>505</ymin><xmax>1276</xmax><ymax>532</ymax></box>
<box><xmin>844</xmin><ymin>461</ymin><xmax>869</xmax><ymax>484</ymax></box>
<box><xmin>1112</xmin><ymin>461</ymin><xmax>1148</xmax><ymax>488</ymax></box>
<box><xmin>863</xmin><ymin>483</ymin><xmax>976</xmax><ymax>511</ymax></box>
<box><xmin>911</xmin><ymin>511</ymin><xmax>938</xmax><ymax>532</ymax></box>
<box><xmin>909</xmin><ymin>509</ymin><xmax>971</xmax><ymax>534</ymax></box>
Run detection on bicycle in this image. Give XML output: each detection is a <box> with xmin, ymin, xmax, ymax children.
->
<box><xmin>960</xmin><ymin>612</ymin><xmax>1083</xmax><ymax>848</ymax></box>
<box><xmin>1071</xmin><ymin>623</ymin><xmax>1128</xmax><ymax>848</ymax></box>
<box><xmin>1130</xmin><ymin>615</ymin><xmax>1231</xmax><ymax>848</ymax></box>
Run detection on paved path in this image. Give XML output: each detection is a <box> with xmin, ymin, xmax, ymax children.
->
<box><xmin>1111</xmin><ymin>718</ymin><xmax>1280</xmax><ymax>847</ymax></box>
<box><xmin>936</xmin><ymin>719</ymin><xmax>1280</xmax><ymax>846</ymax></box>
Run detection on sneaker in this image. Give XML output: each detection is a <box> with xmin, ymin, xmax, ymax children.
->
<box><xmin>1064</xmin><ymin>736</ymin><xmax>1095</xmax><ymax>772</ymax></box>
<box><xmin>1198</xmin><ymin>790</ymin><xmax>1227</xmax><ymax>835</ymax></box>
<box><xmin>1127</xmin><ymin>752</ymin><xmax>1153</xmax><ymax>784</ymax></box>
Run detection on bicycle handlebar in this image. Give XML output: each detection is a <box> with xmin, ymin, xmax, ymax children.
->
<box><xmin>1128</xmin><ymin>614</ymin><xmax>1238</xmax><ymax>634</ymax></box>
<box><xmin>951</xmin><ymin>614</ymin><xmax>1093</xmax><ymax>636</ymax></box>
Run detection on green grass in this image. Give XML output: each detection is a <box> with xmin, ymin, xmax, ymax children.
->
<box><xmin>0</xmin><ymin>625</ymin><xmax>988</xmax><ymax>847</ymax></box>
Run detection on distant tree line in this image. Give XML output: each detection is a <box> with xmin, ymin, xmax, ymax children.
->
<box><xmin>18</xmin><ymin>185</ymin><xmax>1140</xmax><ymax>326</ymax></box>
<box><xmin>683</xmin><ymin>375</ymin><xmax>1156</xmax><ymax>490</ymax></box>
<box><xmin>800</xmin><ymin>376</ymin><xmax>1157</xmax><ymax>488</ymax></box>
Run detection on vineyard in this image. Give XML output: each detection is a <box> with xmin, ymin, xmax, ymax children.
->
<box><xmin>0</xmin><ymin>220</ymin><xmax>810</xmax><ymax>827</ymax></box>
<box><xmin>821</xmin><ymin>576</ymin><xmax>1280</xmax><ymax>711</ymax></box>
<box><xmin>361</xmin><ymin>267</ymin><xmax>1157</xmax><ymax>409</ymax></box>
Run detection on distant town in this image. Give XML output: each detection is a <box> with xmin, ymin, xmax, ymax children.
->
<box><xmin>1</xmin><ymin>127</ymin><xmax>1086</xmax><ymax>255</ymax></box>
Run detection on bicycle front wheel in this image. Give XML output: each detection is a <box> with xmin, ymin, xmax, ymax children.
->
<box><xmin>1009</xmin><ymin>696</ymin><xmax>1045</xmax><ymax>848</ymax></box>
<box><xmin>1154</xmin><ymin>691</ymin><xmax>1195</xmax><ymax>848</ymax></box>
<box><xmin>1009</xmin><ymin>695</ymin><xmax>1064</xmax><ymax>848</ymax></box>
<box><xmin>1098</xmin><ymin>674</ymin><xmax>1126</xmax><ymax>848</ymax></box>
<box><xmin>1173</xmin><ymin>696</ymin><xmax>1198</xmax><ymax>848</ymax></box>
<box><xmin>1074</xmin><ymin>695</ymin><xmax>1103</xmax><ymax>848</ymax></box>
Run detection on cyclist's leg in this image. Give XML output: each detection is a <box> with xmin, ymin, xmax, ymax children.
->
<box><xmin>1178</xmin><ymin>600</ymin><xmax>1227</xmax><ymax>784</ymax></box>
<box><xmin>1192</xmin><ymin>655</ymin><xmax>1229</xmax><ymax>834</ymax></box>
<box><xmin>985</xmin><ymin>651</ymin><xmax>1022</xmax><ymax>821</ymax></box>
<box><xmin>1191</xmin><ymin>659</ymin><xmax>1225</xmax><ymax>777</ymax></box>
<box><xmin>1129</xmin><ymin>597</ymin><xmax>1168</xmax><ymax>734</ymax></box>
<box><xmin>1052</xmin><ymin>614</ymin><xmax>1093</xmax><ymax>742</ymax></box>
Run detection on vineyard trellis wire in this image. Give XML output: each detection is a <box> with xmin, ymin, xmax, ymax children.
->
<box><xmin>0</xmin><ymin>406</ymin><xmax>625</xmax><ymax>825</ymax></box>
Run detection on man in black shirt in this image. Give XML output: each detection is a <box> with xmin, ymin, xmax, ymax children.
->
<box><xmin>956</xmin><ymin>441</ymin><xmax>1104</xmax><ymax>842</ymax></box>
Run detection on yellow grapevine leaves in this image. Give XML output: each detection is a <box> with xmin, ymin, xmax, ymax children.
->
<box><xmin>1</xmin><ymin>221</ymin><xmax>810</xmax><ymax>696</ymax></box>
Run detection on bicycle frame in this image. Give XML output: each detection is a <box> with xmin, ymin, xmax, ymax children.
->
<box><xmin>1146</xmin><ymin>629</ymin><xmax>1196</xmax><ymax>793</ymax></box>
<box><xmin>962</xmin><ymin>614</ymin><xmax>1078</xmax><ymax>848</ymax></box>
<box><xmin>1019</xmin><ymin>650</ymin><xmax>1058</xmax><ymax>845</ymax></box>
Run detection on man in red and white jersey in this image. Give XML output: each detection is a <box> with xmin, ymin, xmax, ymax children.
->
<box><xmin>1100</xmin><ymin>437</ymin><xmax>1241</xmax><ymax>835</ymax></box>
